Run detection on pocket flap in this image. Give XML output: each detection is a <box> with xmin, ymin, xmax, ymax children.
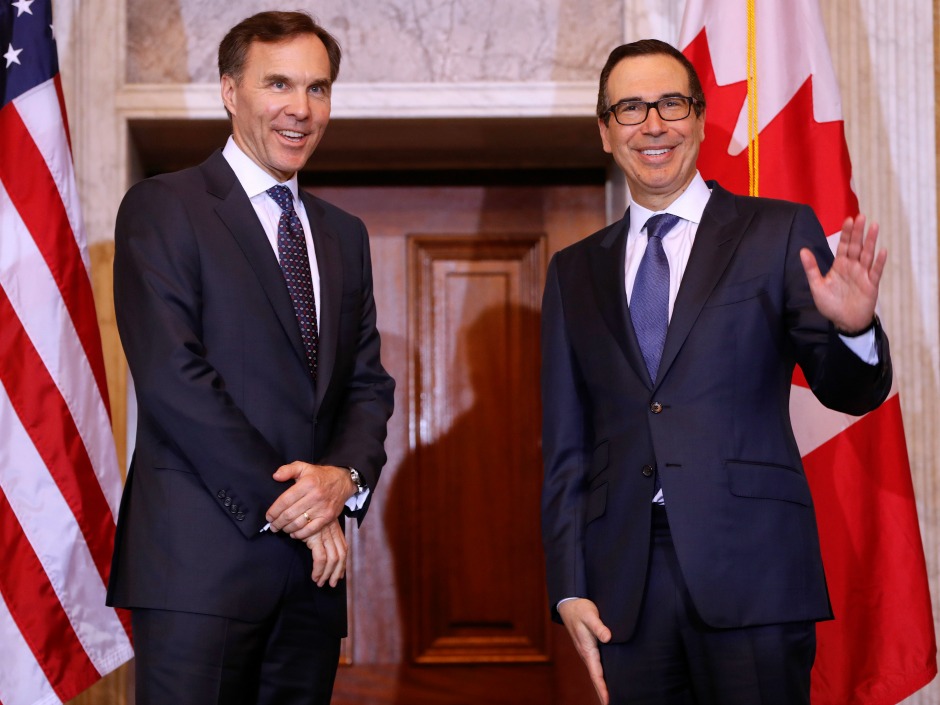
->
<box><xmin>705</xmin><ymin>275</ymin><xmax>767</xmax><ymax>307</ymax></box>
<box><xmin>727</xmin><ymin>460</ymin><xmax>812</xmax><ymax>506</ymax></box>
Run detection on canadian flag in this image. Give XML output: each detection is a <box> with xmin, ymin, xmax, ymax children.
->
<box><xmin>678</xmin><ymin>1</ymin><xmax>936</xmax><ymax>703</ymax></box>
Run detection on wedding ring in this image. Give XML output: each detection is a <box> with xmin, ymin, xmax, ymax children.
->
<box><xmin>303</xmin><ymin>511</ymin><xmax>311</xmax><ymax>523</ymax></box>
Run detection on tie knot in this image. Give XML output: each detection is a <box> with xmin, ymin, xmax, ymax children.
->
<box><xmin>644</xmin><ymin>213</ymin><xmax>681</xmax><ymax>241</ymax></box>
<box><xmin>267</xmin><ymin>184</ymin><xmax>294</xmax><ymax>213</ymax></box>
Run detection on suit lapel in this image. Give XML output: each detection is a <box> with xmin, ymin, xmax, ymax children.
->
<box><xmin>656</xmin><ymin>183</ymin><xmax>755</xmax><ymax>386</ymax></box>
<box><xmin>302</xmin><ymin>191</ymin><xmax>342</xmax><ymax>408</ymax></box>
<box><xmin>589</xmin><ymin>210</ymin><xmax>652</xmax><ymax>385</ymax></box>
<box><xmin>201</xmin><ymin>151</ymin><xmax>311</xmax><ymax>380</ymax></box>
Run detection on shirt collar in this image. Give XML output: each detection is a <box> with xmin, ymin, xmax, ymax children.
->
<box><xmin>222</xmin><ymin>136</ymin><xmax>299</xmax><ymax>201</ymax></box>
<box><xmin>627</xmin><ymin>172</ymin><xmax>711</xmax><ymax>237</ymax></box>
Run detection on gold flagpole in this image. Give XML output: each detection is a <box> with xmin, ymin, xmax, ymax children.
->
<box><xmin>746</xmin><ymin>0</ymin><xmax>759</xmax><ymax>195</ymax></box>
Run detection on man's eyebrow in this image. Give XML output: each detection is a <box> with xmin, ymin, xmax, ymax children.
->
<box><xmin>262</xmin><ymin>75</ymin><xmax>332</xmax><ymax>92</ymax></box>
<box><xmin>614</xmin><ymin>91</ymin><xmax>688</xmax><ymax>103</ymax></box>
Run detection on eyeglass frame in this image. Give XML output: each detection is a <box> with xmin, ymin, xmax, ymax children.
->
<box><xmin>604</xmin><ymin>95</ymin><xmax>700</xmax><ymax>126</ymax></box>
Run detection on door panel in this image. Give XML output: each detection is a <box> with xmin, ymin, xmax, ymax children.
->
<box><xmin>310</xmin><ymin>184</ymin><xmax>605</xmax><ymax>704</ymax></box>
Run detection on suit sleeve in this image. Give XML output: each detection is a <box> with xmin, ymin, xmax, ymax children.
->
<box><xmin>114</xmin><ymin>178</ymin><xmax>288</xmax><ymax>537</ymax></box>
<box><xmin>540</xmin><ymin>255</ymin><xmax>590</xmax><ymax>620</ymax></box>
<box><xmin>318</xmin><ymin>217</ymin><xmax>395</xmax><ymax>523</ymax></box>
<box><xmin>784</xmin><ymin>204</ymin><xmax>893</xmax><ymax>414</ymax></box>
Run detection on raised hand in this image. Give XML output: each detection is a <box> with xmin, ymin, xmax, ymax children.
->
<box><xmin>800</xmin><ymin>215</ymin><xmax>886</xmax><ymax>334</ymax></box>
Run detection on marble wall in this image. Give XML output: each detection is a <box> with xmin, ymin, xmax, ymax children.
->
<box><xmin>126</xmin><ymin>0</ymin><xmax>622</xmax><ymax>84</ymax></box>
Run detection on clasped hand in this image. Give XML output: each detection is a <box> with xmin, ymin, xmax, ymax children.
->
<box><xmin>266</xmin><ymin>462</ymin><xmax>356</xmax><ymax>587</ymax></box>
<box><xmin>800</xmin><ymin>215</ymin><xmax>887</xmax><ymax>333</ymax></box>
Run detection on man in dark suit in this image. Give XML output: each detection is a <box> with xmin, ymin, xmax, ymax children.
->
<box><xmin>541</xmin><ymin>39</ymin><xmax>891</xmax><ymax>705</ymax></box>
<box><xmin>106</xmin><ymin>11</ymin><xmax>394</xmax><ymax>705</ymax></box>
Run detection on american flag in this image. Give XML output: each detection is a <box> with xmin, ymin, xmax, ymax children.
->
<box><xmin>679</xmin><ymin>1</ymin><xmax>936</xmax><ymax>703</ymax></box>
<box><xmin>0</xmin><ymin>1</ymin><xmax>133</xmax><ymax>703</ymax></box>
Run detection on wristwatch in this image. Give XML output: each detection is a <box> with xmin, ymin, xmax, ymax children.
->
<box><xmin>348</xmin><ymin>467</ymin><xmax>366</xmax><ymax>495</ymax></box>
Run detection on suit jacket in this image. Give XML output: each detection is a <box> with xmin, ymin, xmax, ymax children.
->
<box><xmin>106</xmin><ymin>150</ymin><xmax>395</xmax><ymax>636</ymax></box>
<box><xmin>541</xmin><ymin>182</ymin><xmax>891</xmax><ymax>641</ymax></box>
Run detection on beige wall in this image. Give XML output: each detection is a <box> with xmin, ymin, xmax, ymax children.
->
<box><xmin>56</xmin><ymin>0</ymin><xmax>939</xmax><ymax>703</ymax></box>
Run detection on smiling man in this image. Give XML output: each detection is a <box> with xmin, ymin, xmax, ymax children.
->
<box><xmin>107</xmin><ymin>11</ymin><xmax>394</xmax><ymax>705</ymax></box>
<box><xmin>541</xmin><ymin>39</ymin><xmax>893</xmax><ymax>704</ymax></box>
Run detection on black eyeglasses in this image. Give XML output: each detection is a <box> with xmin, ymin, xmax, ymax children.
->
<box><xmin>606</xmin><ymin>96</ymin><xmax>698</xmax><ymax>126</ymax></box>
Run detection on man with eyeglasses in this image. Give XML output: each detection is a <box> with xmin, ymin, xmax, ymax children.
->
<box><xmin>540</xmin><ymin>39</ymin><xmax>892</xmax><ymax>704</ymax></box>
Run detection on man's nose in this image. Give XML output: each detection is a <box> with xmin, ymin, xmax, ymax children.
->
<box><xmin>285</xmin><ymin>89</ymin><xmax>310</xmax><ymax>118</ymax></box>
<box><xmin>642</xmin><ymin>106</ymin><xmax>667</xmax><ymax>134</ymax></box>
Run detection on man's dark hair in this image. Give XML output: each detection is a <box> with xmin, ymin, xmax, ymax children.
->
<box><xmin>597</xmin><ymin>39</ymin><xmax>706</xmax><ymax>122</ymax></box>
<box><xmin>218</xmin><ymin>11</ymin><xmax>342</xmax><ymax>84</ymax></box>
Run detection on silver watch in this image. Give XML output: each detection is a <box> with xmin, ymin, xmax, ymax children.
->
<box><xmin>348</xmin><ymin>467</ymin><xmax>366</xmax><ymax>494</ymax></box>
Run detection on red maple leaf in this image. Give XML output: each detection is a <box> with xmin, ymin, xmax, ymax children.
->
<box><xmin>684</xmin><ymin>28</ymin><xmax>859</xmax><ymax>237</ymax></box>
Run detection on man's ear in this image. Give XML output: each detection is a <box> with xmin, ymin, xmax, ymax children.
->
<box><xmin>220</xmin><ymin>74</ymin><xmax>237</xmax><ymax>117</ymax></box>
<box><xmin>598</xmin><ymin>117</ymin><xmax>613</xmax><ymax>154</ymax></box>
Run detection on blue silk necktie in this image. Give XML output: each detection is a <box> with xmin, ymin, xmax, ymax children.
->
<box><xmin>631</xmin><ymin>213</ymin><xmax>680</xmax><ymax>383</ymax></box>
<box><xmin>267</xmin><ymin>185</ymin><xmax>319</xmax><ymax>381</ymax></box>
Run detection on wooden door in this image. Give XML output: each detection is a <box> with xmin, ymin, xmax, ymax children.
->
<box><xmin>309</xmin><ymin>183</ymin><xmax>606</xmax><ymax>705</ymax></box>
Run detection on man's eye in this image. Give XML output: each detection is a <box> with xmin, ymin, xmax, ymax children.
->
<box><xmin>273</xmin><ymin>81</ymin><xmax>286</xmax><ymax>89</ymax></box>
<box><xmin>621</xmin><ymin>103</ymin><xmax>640</xmax><ymax>112</ymax></box>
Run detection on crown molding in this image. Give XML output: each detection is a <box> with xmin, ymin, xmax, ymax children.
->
<box><xmin>116</xmin><ymin>81</ymin><xmax>598</xmax><ymax>120</ymax></box>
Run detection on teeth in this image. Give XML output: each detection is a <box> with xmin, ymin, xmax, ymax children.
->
<box><xmin>642</xmin><ymin>148</ymin><xmax>670</xmax><ymax>156</ymax></box>
<box><xmin>278</xmin><ymin>130</ymin><xmax>304</xmax><ymax>139</ymax></box>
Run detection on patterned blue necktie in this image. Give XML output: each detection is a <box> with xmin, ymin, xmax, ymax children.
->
<box><xmin>631</xmin><ymin>213</ymin><xmax>680</xmax><ymax>383</ymax></box>
<box><xmin>267</xmin><ymin>185</ymin><xmax>319</xmax><ymax>381</ymax></box>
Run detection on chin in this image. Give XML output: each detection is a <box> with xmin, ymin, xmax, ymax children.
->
<box><xmin>274</xmin><ymin>158</ymin><xmax>306</xmax><ymax>174</ymax></box>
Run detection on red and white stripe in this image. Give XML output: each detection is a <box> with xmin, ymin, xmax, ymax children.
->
<box><xmin>0</xmin><ymin>76</ymin><xmax>133</xmax><ymax>705</ymax></box>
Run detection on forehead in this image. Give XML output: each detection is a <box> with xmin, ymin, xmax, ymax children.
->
<box><xmin>243</xmin><ymin>34</ymin><xmax>330</xmax><ymax>77</ymax></box>
<box><xmin>608</xmin><ymin>53</ymin><xmax>691</xmax><ymax>101</ymax></box>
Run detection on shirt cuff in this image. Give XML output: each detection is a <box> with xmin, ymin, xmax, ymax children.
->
<box><xmin>345</xmin><ymin>487</ymin><xmax>370</xmax><ymax>512</ymax></box>
<box><xmin>838</xmin><ymin>327</ymin><xmax>879</xmax><ymax>365</ymax></box>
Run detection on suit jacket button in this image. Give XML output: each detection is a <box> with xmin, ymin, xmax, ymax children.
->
<box><xmin>230</xmin><ymin>504</ymin><xmax>239</xmax><ymax>513</ymax></box>
<box><xmin>236</xmin><ymin>513</ymin><xmax>246</xmax><ymax>521</ymax></box>
<box><xmin>223</xmin><ymin>497</ymin><xmax>232</xmax><ymax>506</ymax></box>
<box><xmin>642</xmin><ymin>465</ymin><xmax>654</xmax><ymax>477</ymax></box>
<box><xmin>217</xmin><ymin>490</ymin><xmax>227</xmax><ymax>499</ymax></box>
<box><xmin>650</xmin><ymin>401</ymin><xmax>663</xmax><ymax>414</ymax></box>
